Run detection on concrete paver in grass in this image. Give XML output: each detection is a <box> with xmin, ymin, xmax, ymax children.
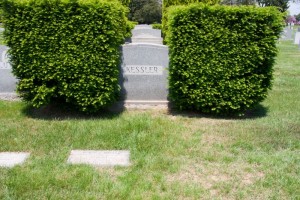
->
<box><xmin>0</xmin><ymin>152</ymin><xmax>30</xmax><ymax>168</ymax></box>
<box><xmin>67</xmin><ymin>150</ymin><xmax>130</xmax><ymax>167</ymax></box>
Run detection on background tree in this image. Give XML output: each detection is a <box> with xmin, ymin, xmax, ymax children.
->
<box><xmin>295</xmin><ymin>13</ymin><xmax>300</xmax><ymax>21</ymax></box>
<box><xmin>129</xmin><ymin>0</ymin><xmax>162</xmax><ymax>24</ymax></box>
<box><xmin>286</xmin><ymin>15</ymin><xmax>297</xmax><ymax>22</ymax></box>
<box><xmin>220</xmin><ymin>0</ymin><xmax>255</xmax><ymax>5</ymax></box>
<box><xmin>257</xmin><ymin>0</ymin><xmax>289</xmax><ymax>12</ymax></box>
<box><xmin>128</xmin><ymin>0</ymin><xmax>147</xmax><ymax>20</ymax></box>
<box><xmin>221</xmin><ymin>0</ymin><xmax>289</xmax><ymax>12</ymax></box>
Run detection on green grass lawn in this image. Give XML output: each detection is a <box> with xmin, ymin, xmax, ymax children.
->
<box><xmin>0</xmin><ymin>41</ymin><xmax>299</xmax><ymax>199</ymax></box>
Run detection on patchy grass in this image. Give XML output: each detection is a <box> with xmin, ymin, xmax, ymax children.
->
<box><xmin>0</xmin><ymin>41</ymin><xmax>299</xmax><ymax>199</ymax></box>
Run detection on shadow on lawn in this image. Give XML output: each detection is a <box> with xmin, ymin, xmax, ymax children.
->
<box><xmin>167</xmin><ymin>103</ymin><xmax>269</xmax><ymax>120</ymax></box>
<box><xmin>22</xmin><ymin>101</ymin><xmax>125</xmax><ymax>120</ymax></box>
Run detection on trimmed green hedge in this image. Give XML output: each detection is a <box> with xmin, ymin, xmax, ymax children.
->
<box><xmin>163</xmin><ymin>0</ymin><xmax>219</xmax><ymax>8</ymax></box>
<box><xmin>152</xmin><ymin>23</ymin><xmax>162</xmax><ymax>29</ymax></box>
<box><xmin>0</xmin><ymin>0</ymin><xmax>3</xmax><ymax>23</ymax></box>
<box><xmin>3</xmin><ymin>0</ymin><xmax>131</xmax><ymax>112</ymax></box>
<box><xmin>167</xmin><ymin>4</ymin><xmax>283</xmax><ymax>115</ymax></box>
<box><xmin>119</xmin><ymin>0</ymin><xmax>131</xmax><ymax>6</ymax></box>
<box><xmin>162</xmin><ymin>0</ymin><xmax>219</xmax><ymax>39</ymax></box>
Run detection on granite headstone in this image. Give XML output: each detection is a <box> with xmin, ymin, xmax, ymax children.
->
<box><xmin>0</xmin><ymin>45</ymin><xmax>18</xmax><ymax>93</ymax></box>
<box><xmin>120</xmin><ymin>43</ymin><xmax>168</xmax><ymax>104</ymax></box>
<box><xmin>130</xmin><ymin>25</ymin><xmax>163</xmax><ymax>45</ymax></box>
<box><xmin>280</xmin><ymin>28</ymin><xmax>293</xmax><ymax>40</ymax></box>
<box><xmin>132</xmin><ymin>28</ymin><xmax>161</xmax><ymax>38</ymax></box>
<box><xmin>119</xmin><ymin>25</ymin><xmax>169</xmax><ymax>104</ymax></box>
<box><xmin>134</xmin><ymin>24</ymin><xmax>152</xmax><ymax>29</ymax></box>
<box><xmin>131</xmin><ymin>34</ymin><xmax>163</xmax><ymax>45</ymax></box>
<box><xmin>294</xmin><ymin>32</ymin><xmax>300</xmax><ymax>44</ymax></box>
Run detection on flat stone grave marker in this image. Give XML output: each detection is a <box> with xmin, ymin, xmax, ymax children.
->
<box><xmin>0</xmin><ymin>45</ymin><xmax>18</xmax><ymax>93</ymax></box>
<box><xmin>67</xmin><ymin>150</ymin><xmax>130</xmax><ymax>167</ymax></box>
<box><xmin>0</xmin><ymin>152</ymin><xmax>30</xmax><ymax>168</ymax></box>
<box><xmin>294</xmin><ymin>32</ymin><xmax>300</xmax><ymax>44</ymax></box>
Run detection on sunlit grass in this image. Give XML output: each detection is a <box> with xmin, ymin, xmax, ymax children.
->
<box><xmin>0</xmin><ymin>41</ymin><xmax>299</xmax><ymax>199</ymax></box>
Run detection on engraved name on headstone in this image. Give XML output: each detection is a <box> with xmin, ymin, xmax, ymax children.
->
<box><xmin>122</xmin><ymin>65</ymin><xmax>163</xmax><ymax>75</ymax></box>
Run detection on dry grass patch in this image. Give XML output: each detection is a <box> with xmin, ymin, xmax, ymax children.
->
<box><xmin>180</xmin><ymin>118</ymin><xmax>235</xmax><ymax>147</ymax></box>
<box><xmin>200</xmin><ymin>131</ymin><xmax>233</xmax><ymax>147</ymax></box>
<box><xmin>166</xmin><ymin>161</ymin><xmax>265</xmax><ymax>198</ymax></box>
<box><xmin>96</xmin><ymin>167</ymin><xmax>128</xmax><ymax>182</ymax></box>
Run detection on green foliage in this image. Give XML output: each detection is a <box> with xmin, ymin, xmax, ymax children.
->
<box><xmin>0</xmin><ymin>0</ymin><xmax>3</xmax><ymax>23</ymax></box>
<box><xmin>162</xmin><ymin>0</ymin><xmax>219</xmax><ymax>41</ymax></box>
<box><xmin>128</xmin><ymin>0</ymin><xmax>147</xmax><ymax>19</ymax></box>
<box><xmin>152</xmin><ymin>23</ymin><xmax>162</xmax><ymax>29</ymax></box>
<box><xmin>295</xmin><ymin>13</ymin><xmax>300</xmax><ymax>22</ymax></box>
<box><xmin>167</xmin><ymin>4</ymin><xmax>284</xmax><ymax>115</ymax></box>
<box><xmin>118</xmin><ymin>0</ymin><xmax>131</xmax><ymax>6</ymax></box>
<box><xmin>3</xmin><ymin>0</ymin><xmax>131</xmax><ymax>112</ymax></box>
<box><xmin>129</xmin><ymin>0</ymin><xmax>162</xmax><ymax>24</ymax></box>
<box><xmin>163</xmin><ymin>0</ymin><xmax>219</xmax><ymax>8</ymax></box>
<box><xmin>221</xmin><ymin>0</ymin><xmax>255</xmax><ymax>5</ymax></box>
<box><xmin>220</xmin><ymin>0</ymin><xmax>289</xmax><ymax>13</ymax></box>
<box><xmin>257</xmin><ymin>0</ymin><xmax>289</xmax><ymax>13</ymax></box>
